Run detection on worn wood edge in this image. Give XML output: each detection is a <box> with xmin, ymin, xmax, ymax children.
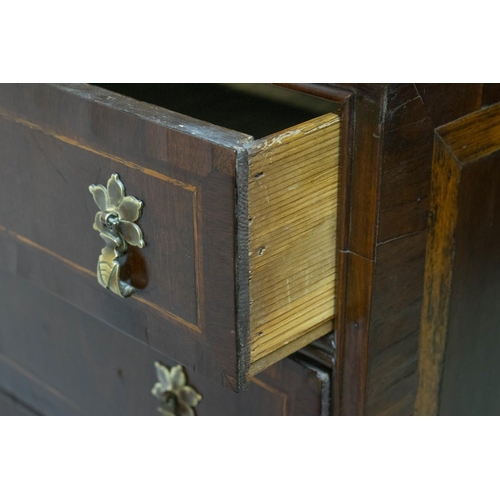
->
<box><xmin>289</xmin><ymin>355</ymin><xmax>332</xmax><ymax>415</ymax></box>
<box><xmin>275</xmin><ymin>83</ymin><xmax>353</xmax><ymax>105</ymax></box>
<box><xmin>221</xmin><ymin>84</ymin><xmax>339</xmax><ymax>115</ymax></box>
<box><xmin>332</xmin><ymin>94</ymin><xmax>354</xmax><ymax>415</ymax></box>
<box><xmin>437</xmin><ymin>101</ymin><xmax>500</xmax><ymax>164</ymax></box>
<box><xmin>235</xmin><ymin>146</ymin><xmax>252</xmax><ymax>391</ymax></box>
<box><xmin>248</xmin><ymin>320</ymin><xmax>334</xmax><ymax>378</ymax></box>
<box><xmin>336</xmin><ymin>87</ymin><xmax>386</xmax><ymax>415</ymax></box>
<box><xmin>247</xmin><ymin>112</ymin><xmax>340</xmax><ymax>152</ymax></box>
<box><xmin>50</xmin><ymin>84</ymin><xmax>254</xmax><ymax>150</ymax></box>
<box><xmin>334</xmin><ymin>86</ymin><xmax>388</xmax><ymax>415</ymax></box>
<box><xmin>417</xmin><ymin>109</ymin><xmax>500</xmax><ymax>415</ymax></box>
<box><xmin>297</xmin><ymin>342</ymin><xmax>335</xmax><ymax>370</ymax></box>
<box><xmin>414</xmin><ymin>134</ymin><xmax>461</xmax><ymax>416</ymax></box>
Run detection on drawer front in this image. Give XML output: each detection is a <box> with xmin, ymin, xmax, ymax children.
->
<box><xmin>0</xmin><ymin>84</ymin><xmax>340</xmax><ymax>390</ymax></box>
<box><xmin>0</xmin><ymin>270</ymin><xmax>329</xmax><ymax>416</ymax></box>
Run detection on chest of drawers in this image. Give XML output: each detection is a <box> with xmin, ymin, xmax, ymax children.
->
<box><xmin>1</xmin><ymin>83</ymin><xmax>499</xmax><ymax>415</ymax></box>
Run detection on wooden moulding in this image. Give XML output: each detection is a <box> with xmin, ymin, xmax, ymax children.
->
<box><xmin>415</xmin><ymin>102</ymin><xmax>500</xmax><ymax>415</ymax></box>
<box><xmin>243</xmin><ymin>113</ymin><xmax>341</xmax><ymax>377</ymax></box>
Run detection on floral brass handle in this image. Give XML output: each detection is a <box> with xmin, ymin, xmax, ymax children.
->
<box><xmin>151</xmin><ymin>362</ymin><xmax>202</xmax><ymax>416</ymax></box>
<box><xmin>89</xmin><ymin>173</ymin><xmax>145</xmax><ymax>298</ymax></box>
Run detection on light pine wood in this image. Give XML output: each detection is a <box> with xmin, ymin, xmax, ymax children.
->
<box><xmin>248</xmin><ymin>320</ymin><xmax>334</xmax><ymax>377</ymax></box>
<box><xmin>246</xmin><ymin>113</ymin><xmax>341</xmax><ymax>368</ymax></box>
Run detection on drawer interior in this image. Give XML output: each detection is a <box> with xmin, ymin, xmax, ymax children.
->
<box><xmin>96</xmin><ymin>83</ymin><xmax>338</xmax><ymax>138</ymax></box>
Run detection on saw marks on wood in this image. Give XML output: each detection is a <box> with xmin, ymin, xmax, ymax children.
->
<box><xmin>247</xmin><ymin>113</ymin><xmax>341</xmax><ymax>365</ymax></box>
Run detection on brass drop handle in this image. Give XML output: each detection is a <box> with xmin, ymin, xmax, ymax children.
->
<box><xmin>151</xmin><ymin>362</ymin><xmax>202</xmax><ymax>416</ymax></box>
<box><xmin>89</xmin><ymin>173</ymin><xmax>145</xmax><ymax>298</ymax></box>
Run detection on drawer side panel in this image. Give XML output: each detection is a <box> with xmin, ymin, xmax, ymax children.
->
<box><xmin>247</xmin><ymin>114</ymin><xmax>340</xmax><ymax>367</ymax></box>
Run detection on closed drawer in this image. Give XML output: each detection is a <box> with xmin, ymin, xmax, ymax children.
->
<box><xmin>0</xmin><ymin>84</ymin><xmax>340</xmax><ymax>390</ymax></box>
<box><xmin>0</xmin><ymin>270</ymin><xmax>330</xmax><ymax>416</ymax></box>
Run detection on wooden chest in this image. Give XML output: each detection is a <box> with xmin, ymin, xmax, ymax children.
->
<box><xmin>1</xmin><ymin>83</ymin><xmax>499</xmax><ymax>415</ymax></box>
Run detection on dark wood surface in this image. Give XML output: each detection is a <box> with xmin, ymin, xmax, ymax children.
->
<box><xmin>416</xmin><ymin>102</ymin><xmax>500</xmax><ymax>415</ymax></box>
<box><xmin>0</xmin><ymin>84</ymin><xmax>342</xmax><ymax>392</ymax></box>
<box><xmin>440</xmin><ymin>149</ymin><xmax>500</xmax><ymax>415</ymax></box>
<box><xmin>325</xmin><ymin>83</ymin><xmax>485</xmax><ymax>415</ymax></box>
<box><xmin>0</xmin><ymin>83</ymin><xmax>249</xmax><ymax>390</ymax></box>
<box><xmin>367</xmin><ymin>84</ymin><xmax>484</xmax><ymax>415</ymax></box>
<box><xmin>0</xmin><ymin>269</ymin><xmax>327</xmax><ymax>416</ymax></box>
<box><xmin>334</xmin><ymin>85</ymin><xmax>384</xmax><ymax>415</ymax></box>
<box><xmin>482</xmin><ymin>84</ymin><xmax>500</xmax><ymax>107</ymax></box>
<box><xmin>2</xmin><ymin>83</ymin><xmax>500</xmax><ymax>415</ymax></box>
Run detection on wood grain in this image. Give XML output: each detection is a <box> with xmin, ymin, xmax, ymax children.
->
<box><xmin>414</xmin><ymin>137</ymin><xmax>461</xmax><ymax>416</ymax></box>
<box><xmin>414</xmin><ymin>84</ymin><xmax>482</xmax><ymax>128</ymax></box>
<box><xmin>357</xmin><ymin>84</ymin><xmax>483</xmax><ymax>415</ymax></box>
<box><xmin>249</xmin><ymin>320</ymin><xmax>334</xmax><ymax>377</ymax></box>
<box><xmin>326</xmin><ymin>83</ymin><xmax>483</xmax><ymax>415</ymax></box>
<box><xmin>416</xmin><ymin>102</ymin><xmax>500</xmax><ymax>415</ymax></box>
<box><xmin>0</xmin><ymin>269</ymin><xmax>327</xmax><ymax>415</ymax></box>
<box><xmin>274</xmin><ymin>84</ymin><xmax>351</xmax><ymax>416</ymax></box>
<box><xmin>437</xmin><ymin>103</ymin><xmax>500</xmax><ymax>163</ymax></box>
<box><xmin>247</xmin><ymin>114</ymin><xmax>340</xmax><ymax>366</ymax></box>
<box><xmin>334</xmin><ymin>85</ymin><xmax>386</xmax><ymax>415</ymax></box>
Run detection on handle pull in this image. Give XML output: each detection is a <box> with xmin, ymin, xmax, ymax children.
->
<box><xmin>151</xmin><ymin>362</ymin><xmax>202</xmax><ymax>416</ymax></box>
<box><xmin>89</xmin><ymin>173</ymin><xmax>145</xmax><ymax>297</ymax></box>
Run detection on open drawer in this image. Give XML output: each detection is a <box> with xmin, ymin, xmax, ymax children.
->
<box><xmin>0</xmin><ymin>84</ymin><xmax>341</xmax><ymax>390</ymax></box>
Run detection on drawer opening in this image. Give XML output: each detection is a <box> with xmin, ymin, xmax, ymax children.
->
<box><xmin>94</xmin><ymin>83</ymin><xmax>341</xmax><ymax>381</ymax></box>
<box><xmin>95</xmin><ymin>83</ymin><xmax>338</xmax><ymax>139</ymax></box>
